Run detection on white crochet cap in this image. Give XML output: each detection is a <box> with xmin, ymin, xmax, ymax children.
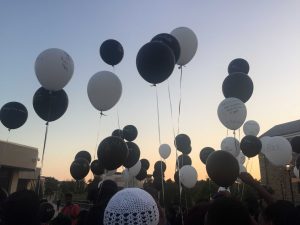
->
<box><xmin>103</xmin><ymin>188</ymin><xmax>159</xmax><ymax>225</ymax></box>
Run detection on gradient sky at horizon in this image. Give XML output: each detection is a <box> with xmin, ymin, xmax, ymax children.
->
<box><xmin>1</xmin><ymin>1</ymin><xmax>300</xmax><ymax>181</ymax></box>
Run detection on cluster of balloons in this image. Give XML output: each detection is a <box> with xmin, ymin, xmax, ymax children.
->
<box><xmin>201</xmin><ymin>122</ymin><xmax>262</xmax><ymax>187</ymax></box>
<box><xmin>152</xmin><ymin>160</ymin><xmax>167</xmax><ymax>191</ymax></box>
<box><xmin>70</xmin><ymin>150</ymin><xmax>91</xmax><ymax>180</ymax></box>
<box><xmin>0</xmin><ymin>102</ymin><xmax>28</xmax><ymax>130</ymax></box>
<box><xmin>87</xmin><ymin>39</ymin><xmax>125</xmax><ymax>113</ymax></box>
<box><xmin>136</xmin><ymin>27</ymin><xmax>198</xmax><ymax>85</ymax></box>
<box><xmin>218</xmin><ymin>58</ymin><xmax>254</xmax><ymax>131</ymax></box>
<box><xmin>33</xmin><ymin>48</ymin><xmax>73</xmax><ymax>122</ymax></box>
<box><xmin>209</xmin><ymin>58</ymin><xmax>257</xmax><ymax>187</ymax></box>
<box><xmin>91</xmin><ymin>125</ymin><xmax>149</xmax><ymax>182</ymax></box>
<box><xmin>173</xmin><ymin>134</ymin><xmax>198</xmax><ymax>188</ymax></box>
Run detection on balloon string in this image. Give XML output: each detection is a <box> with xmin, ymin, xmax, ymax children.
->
<box><xmin>37</xmin><ymin>121</ymin><xmax>49</xmax><ymax>196</ymax></box>
<box><xmin>177</xmin><ymin>66</ymin><xmax>183</xmax><ymax>135</ymax></box>
<box><xmin>226</xmin><ymin>129</ymin><xmax>228</xmax><ymax>137</ymax></box>
<box><xmin>41</xmin><ymin>122</ymin><xmax>49</xmax><ymax>170</ymax></box>
<box><xmin>160</xmin><ymin>158</ymin><xmax>165</xmax><ymax>206</ymax></box>
<box><xmin>94</xmin><ymin>113</ymin><xmax>103</xmax><ymax>160</ymax></box>
<box><xmin>6</xmin><ymin>129</ymin><xmax>11</xmax><ymax>142</ymax></box>
<box><xmin>168</xmin><ymin>77</ymin><xmax>184</xmax><ymax>223</ymax></box>
<box><xmin>184</xmin><ymin>189</ymin><xmax>188</xmax><ymax>215</ymax></box>
<box><xmin>116</xmin><ymin>106</ymin><xmax>121</xmax><ymax>130</ymax></box>
<box><xmin>238</xmin><ymin>129</ymin><xmax>241</xmax><ymax>141</ymax></box>
<box><xmin>155</xmin><ymin>86</ymin><xmax>165</xmax><ymax>205</ymax></box>
<box><xmin>167</xmin><ymin>81</ymin><xmax>176</xmax><ymax>138</ymax></box>
<box><xmin>233</xmin><ymin>130</ymin><xmax>239</xmax><ymax>156</ymax></box>
<box><xmin>155</xmin><ymin>86</ymin><xmax>162</xmax><ymax>145</ymax></box>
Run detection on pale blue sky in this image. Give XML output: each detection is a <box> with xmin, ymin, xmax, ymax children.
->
<box><xmin>1</xmin><ymin>1</ymin><xmax>300</xmax><ymax>180</ymax></box>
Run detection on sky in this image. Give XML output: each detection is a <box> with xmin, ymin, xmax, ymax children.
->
<box><xmin>0</xmin><ymin>1</ymin><xmax>300</xmax><ymax>181</ymax></box>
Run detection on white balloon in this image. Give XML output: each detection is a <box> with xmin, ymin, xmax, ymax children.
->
<box><xmin>260</xmin><ymin>136</ymin><xmax>271</xmax><ymax>154</ymax></box>
<box><xmin>179</xmin><ymin>165</ymin><xmax>198</xmax><ymax>188</ymax></box>
<box><xmin>221</xmin><ymin>137</ymin><xmax>240</xmax><ymax>157</ymax></box>
<box><xmin>217</xmin><ymin>98</ymin><xmax>247</xmax><ymax>130</ymax></box>
<box><xmin>128</xmin><ymin>160</ymin><xmax>141</xmax><ymax>177</ymax></box>
<box><xmin>35</xmin><ymin>48</ymin><xmax>74</xmax><ymax>91</ymax></box>
<box><xmin>293</xmin><ymin>167</ymin><xmax>299</xmax><ymax>178</ymax></box>
<box><xmin>243</xmin><ymin>120</ymin><xmax>260</xmax><ymax>136</ymax></box>
<box><xmin>264</xmin><ymin>136</ymin><xmax>292</xmax><ymax>166</ymax></box>
<box><xmin>159</xmin><ymin>144</ymin><xmax>171</xmax><ymax>159</ymax></box>
<box><xmin>170</xmin><ymin>27</ymin><xmax>198</xmax><ymax>66</ymax></box>
<box><xmin>236</xmin><ymin>152</ymin><xmax>246</xmax><ymax>165</ymax></box>
<box><xmin>239</xmin><ymin>164</ymin><xmax>247</xmax><ymax>174</ymax></box>
<box><xmin>87</xmin><ymin>71</ymin><xmax>122</xmax><ymax>112</ymax></box>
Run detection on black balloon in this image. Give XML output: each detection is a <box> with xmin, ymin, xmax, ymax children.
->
<box><xmin>240</xmin><ymin>135</ymin><xmax>262</xmax><ymax>158</ymax></box>
<box><xmin>97</xmin><ymin>136</ymin><xmax>128</xmax><ymax>170</ymax></box>
<box><xmin>200</xmin><ymin>147</ymin><xmax>215</xmax><ymax>164</ymax></box>
<box><xmin>112</xmin><ymin>129</ymin><xmax>124</xmax><ymax>139</ymax></box>
<box><xmin>151</xmin><ymin>33</ymin><xmax>180</xmax><ymax>63</ymax></box>
<box><xmin>140</xmin><ymin>159</ymin><xmax>150</xmax><ymax>170</ymax></box>
<box><xmin>154</xmin><ymin>160</ymin><xmax>166</xmax><ymax>172</ymax></box>
<box><xmin>70</xmin><ymin>158</ymin><xmax>90</xmax><ymax>181</ymax></box>
<box><xmin>75</xmin><ymin>151</ymin><xmax>92</xmax><ymax>164</ymax></box>
<box><xmin>90</xmin><ymin>160</ymin><xmax>104</xmax><ymax>175</ymax></box>
<box><xmin>175</xmin><ymin>134</ymin><xmax>192</xmax><ymax>154</ymax></box>
<box><xmin>177</xmin><ymin>154</ymin><xmax>192</xmax><ymax>169</ymax></box>
<box><xmin>123</xmin><ymin>142</ymin><xmax>140</xmax><ymax>168</ymax></box>
<box><xmin>123</xmin><ymin>125</ymin><xmax>138</xmax><ymax>141</ymax></box>
<box><xmin>136</xmin><ymin>41</ymin><xmax>175</xmax><ymax>84</ymax></box>
<box><xmin>228</xmin><ymin>58</ymin><xmax>250</xmax><ymax>74</ymax></box>
<box><xmin>39</xmin><ymin>202</ymin><xmax>55</xmax><ymax>223</ymax></box>
<box><xmin>136</xmin><ymin>168</ymin><xmax>147</xmax><ymax>181</ymax></box>
<box><xmin>296</xmin><ymin>155</ymin><xmax>300</xmax><ymax>169</ymax></box>
<box><xmin>222</xmin><ymin>72</ymin><xmax>253</xmax><ymax>103</ymax></box>
<box><xmin>100</xmin><ymin>39</ymin><xmax>124</xmax><ymax>66</ymax></box>
<box><xmin>290</xmin><ymin>136</ymin><xmax>300</xmax><ymax>154</ymax></box>
<box><xmin>0</xmin><ymin>102</ymin><xmax>28</xmax><ymax>130</ymax></box>
<box><xmin>206</xmin><ymin>151</ymin><xmax>239</xmax><ymax>187</ymax></box>
<box><xmin>33</xmin><ymin>87</ymin><xmax>68</xmax><ymax>122</ymax></box>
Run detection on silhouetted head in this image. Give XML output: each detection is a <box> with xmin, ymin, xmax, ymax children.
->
<box><xmin>96</xmin><ymin>179</ymin><xmax>118</xmax><ymax>204</ymax></box>
<box><xmin>205</xmin><ymin>197</ymin><xmax>252</xmax><ymax>225</ymax></box>
<box><xmin>2</xmin><ymin>190</ymin><xmax>40</xmax><ymax>225</ymax></box>
<box><xmin>260</xmin><ymin>200</ymin><xmax>300</xmax><ymax>225</ymax></box>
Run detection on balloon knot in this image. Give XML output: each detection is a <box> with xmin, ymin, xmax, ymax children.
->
<box><xmin>100</xmin><ymin>111</ymin><xmax>107</xmax><ymax>116</ymax></box>
<box><xmin>151</xmin><ymin>84</ymin><xmax>156</xmax><ymax>87</ymax></box>
<box><xmin>45</xmin><ymin>121</ymin><xmax>49</xmax><ymax>126</ymax></box>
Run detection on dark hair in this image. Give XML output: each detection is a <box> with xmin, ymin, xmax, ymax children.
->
<box><xmin>261</xmin><ymin>200</ymin><xmax>300</xmax><ymax>225</ymax></box>
<box><xmin>206</xmin><ymin>197</ymin><xmax>252</xmax><ymax>225</ymax></box>
<box><xmin>65</xmin><ymin>193</ymin><xmax>72</xmax><ymax>198</ymax></box>
<box><xmin>184</xmin><ymin>202</ymin><xmax>210</xmax><ymax>225</ymax></box>
<box><xmin>2</xmin><ymin>190</ymin><xmax>40</xmax><ymax>225</ymax></box>
<box><xmin>96</xmin><ymin>179</ymin><xmax>118</xmax><ymax>204</ymax></box>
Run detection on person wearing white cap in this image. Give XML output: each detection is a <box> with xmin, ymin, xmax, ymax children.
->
<box><xmin>103</xmin><ymin>188</ymin><xmax>159</xmax><ymax>225</ymax></box>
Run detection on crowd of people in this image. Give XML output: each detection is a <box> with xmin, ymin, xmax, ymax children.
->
<box><xmin>0</xmin><ymin>172</ymin><xmax>299</xmax><ymax>225</ymax></box>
